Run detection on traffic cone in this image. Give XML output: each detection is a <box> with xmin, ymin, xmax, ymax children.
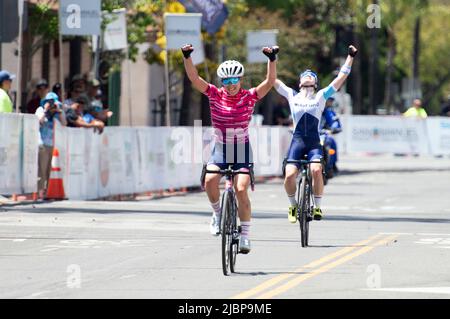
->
<box><xmin>46</xmin><ymin>148</ymin><xmax>65</xmax><ymax>199</ymax></box>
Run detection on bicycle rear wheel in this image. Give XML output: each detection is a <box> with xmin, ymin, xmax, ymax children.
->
<box><xmin>221</xmin><ymin>191</ymin><xmax>233</xmax><ymax>276</ymax></box>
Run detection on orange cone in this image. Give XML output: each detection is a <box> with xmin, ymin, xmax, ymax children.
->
<box><xmin>46</xmin><ymin>148</ymin><xmax>65</xmax><ymax>199</ymax></box>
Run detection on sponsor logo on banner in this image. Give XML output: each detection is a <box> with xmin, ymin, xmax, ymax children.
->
<box><xmin>351</xmin><ymin>127</ymin><xmax>419</xmax><ymax>142</ymax></box>
<box><xmin>60</xmin><ymin>0</ymin><xmax>101</xmax><ymax>36</ymax></box>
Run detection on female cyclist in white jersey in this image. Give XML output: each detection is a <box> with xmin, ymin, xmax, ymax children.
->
<box><xmin>275</xmin><ymin>45</ymin><xmax>358</xmax><ymax>223</ymax></box>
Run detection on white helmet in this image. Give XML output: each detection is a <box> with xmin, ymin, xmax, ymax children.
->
<box><xmin>217</xmin><ymin>60</ymin><xmax>245</xmax><ymax>78</ymax></box>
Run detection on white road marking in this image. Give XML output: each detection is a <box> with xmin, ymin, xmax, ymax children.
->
<box><xmin>380</xmin><ymin>206</ymin><xmax>415</xmax><ymax>211</ymax></box>
<box><xmin>40</xmin><ymin>239</ymin><xmax>159</xmax><ymax>252</ymax></box>
<box><xmin>0</xmin><ymin>239</ymin><xmax>27</xmax><ymax>242</ymax></box>
<box><xmin>364</xmin><ymin>287</ymin><xmax>450</xmax><ymax>295</ymax></box>
<box><xmin>26</xmin><ymin>291</ymin><xmax>51</xmax><ymax>298</ymax></box>
<box><xmin>379</xmin><ymin>232</ymin><xmax>413</xmax><ymax>235</ymax></box>
<box><xmin>119</xmin><ymin>274</ymin><xmax>137</xmax><ymax>280</ymax></box>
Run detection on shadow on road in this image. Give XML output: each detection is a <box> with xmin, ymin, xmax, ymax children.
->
<box><xmin>326</xmin><ymin>215</ymin><xmax>450</xmax><ymax>224</ymax></box>
<box><xmin>234</xmin><ymin>270</ymin><xmax>307</xmax><ymax>276</ymax></box>
<box><xmin>4</xmin><ymin>207</ymin><xmax>450</xmax><ymax>224</ymax></box>
<box><xmin>338</xmin><ymin>167</ymin><xmax>450</xmax><ymax>176</ymax></box>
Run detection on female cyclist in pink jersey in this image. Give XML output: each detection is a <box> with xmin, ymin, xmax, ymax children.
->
<box><xmin>181</xmin><ymin>44</ymin><xmax>278</xmax><ymax>253</ymax></box>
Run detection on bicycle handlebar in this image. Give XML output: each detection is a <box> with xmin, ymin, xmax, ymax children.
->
<box><xmin>205</xmin><ymin>169</ymin><xmax>251</xmax><ymax>176</ymax></box>
<box><xmin>285</xmin><ymin>159</ymin><xmax>319</xmax><ymax>165</ymax></box>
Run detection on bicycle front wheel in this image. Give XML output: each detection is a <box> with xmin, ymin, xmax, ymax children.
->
<box><xmin>298</xmin><ymin>175</ymin><xmax>310</xmax><ymax>247</ymax></box>
<box><xmin>221</xmin><ymin>191</ymin><xmax>233</xmax><ymax>276</ymax></box>
<box><xmin>230</xmin><ymin>201</ymin><xmax>239</xmax><ymax>273</ymax></box>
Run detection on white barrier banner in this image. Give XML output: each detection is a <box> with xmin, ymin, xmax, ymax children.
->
<box><xmin>345</xmin><ymin>116</ymin><xmax>429</xmax><ymax>154</ymax></box>
<box><xmin>22</xmin><ymin>115</ymin><xmax>39</xmax><ymax>193</ymax></box>
<box><xmin>0</xmin><ymin>113</ymin><xmax>39</xmax><ymax>195</ymax></box>
<box><xmin>426</xmin><ymin>117</ymin><xmax>450</xmax><ymax>155</ymax></box>
<box><xmin>0</xmin><ymin>114</ymin><xmax>22</xmax><ymax>194</ymax></box>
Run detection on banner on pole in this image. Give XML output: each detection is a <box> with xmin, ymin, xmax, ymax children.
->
<box><xmin>178</xmin><ymin>0</ymin><xmax>228</xmax><ymax>34</ymax></box>
<box><xmin>246</xmin><ymin>30</ymin><xmax>278</xmax><ymax>64</ymax></box>
<box><xmin>103</xmin><ymin>9</ymin><xmax>128</xmax><ymax>51</ymax></box>
<box><xmin>60</xmin><ymin>0</ymin><xmax>101</xmax><ymax>36</ymax></box>
<box><xmin>164</xmin><ymin>13</ymin><xmax>204</xmax><ymax>65</ymax></box>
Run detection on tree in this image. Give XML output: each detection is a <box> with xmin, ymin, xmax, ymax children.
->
<box><xmin>394</xmin><ymin>1</ymin><xmax>450</xmax><ymax>113</ymax></box>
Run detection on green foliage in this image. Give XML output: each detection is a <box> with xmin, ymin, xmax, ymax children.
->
<box><xmin>28</xmin><ymin>1</ymin><xmax>58</xmax><ymax>41</ymax></box>
<box><xmin>223</xmin><ymin>1</ymin><xmax>352</xmax><ymax>89</ymax></box>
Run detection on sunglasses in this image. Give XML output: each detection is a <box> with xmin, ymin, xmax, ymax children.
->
<box><xmin>222</xmin><ymin>77</ymin><xmax>240</xmax><ymax>85</ymax></box>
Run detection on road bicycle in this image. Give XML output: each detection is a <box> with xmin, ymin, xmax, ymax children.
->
<box><xmin>283</xmin><ymin>157</ymin><xmax>319</xmax><ymax>247</ymax></box>
<box><xmin>202</xmin><ymin>165</ymin><xmax>254</xmax><ymax>275</ymax></box>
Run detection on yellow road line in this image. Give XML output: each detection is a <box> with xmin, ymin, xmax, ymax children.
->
<box><xmin>256</xmin><ymin>234</ymin><xmax>399</xmax><ymax>299</ymax></box>
<box><xmin>231</xmin><ymin>233</ymin><xmax>385</xmax><ymax>299</ymax></box>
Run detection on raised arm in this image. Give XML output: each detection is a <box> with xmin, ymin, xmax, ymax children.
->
<box><xmin>255</xmin><ymin>46</ymin><xmax>278</xmax><ymax>99</ymax></box>
<box><xmin>181</xmin><ymin>44</ymin><xmax>209</xmax><ymax>93</ymax></box>
<box><xmin>274</xmin><ymin>79</ymin><xmax>293</xmax><ymax>99</ymax></box>
<box><xmin>329</xmin><ymin>45</ymin><xmax>358</xmax><ymax>91</ymax></box>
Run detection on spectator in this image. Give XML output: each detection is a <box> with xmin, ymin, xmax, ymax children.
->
<box><xmin>440</xmin><ymin>95</ymin><xmax>450</xmax><ymax>117</ymax></box>
<box><xmin>26</xmin><ymin>79</ymin><xmax>49</xmax><ymax>114</ymax></box>
<box><xmin>65</xmin><ymin>96</ymin><xmax>105</xmax><ymax>133</ymax></box>
<box><xmin>87</xmin><ymin>79</ymin><xmax>102</xmax><ymax>108</ymax></box>
<box><xmin>272</xmin><ymin>95</ymin><xmax>291</xmax><ymax>126</ymax></box>
<box><xmin>403</xmin><ymin>98</ymin><xmax>428</xmax><ymax>119</ymax></box>
<box><xmin>35</xmin><ymin>92</ymin><xmax>67</xmax><ymax>199</ymax></box>
<box><xmin>52</xmin><ymin>83</ymin><xmax>63</xmax><ymax>102</ymax></box>
<box><xmin>86</xmin><ymin>79</ymin><xmax>113</xmax><ymax>124</ymax></box>
<box><xmin>0</xmin><ymin>70</ymin><xmax>15</xmax><ymax>113</ymax></box>
<box><xmin>64</xmin><ymin>86</ymin><xmax>85</xmax><ymax>110</ymax></box>
<box><xmin>71</xmin><ymin>74</ymin><xmax>87</xmax><ymax>93</ymax></box>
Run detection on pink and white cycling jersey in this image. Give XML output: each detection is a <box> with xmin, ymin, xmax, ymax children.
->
<box><xmin>203</xmin><ymin>84</ymin><xmax>259</xmax><ymax>144</ymax></box>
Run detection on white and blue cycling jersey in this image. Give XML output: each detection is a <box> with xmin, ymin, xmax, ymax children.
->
<box><xmin>276</xmin><ymin>82</ymin><xmax>336</xmax><ymax>139</ymax></box>
<box><xmin>276</xmin><ymin>81</ymin><xmax>337</xmax><ymax>164</ymax></box>
<box><xmin>275</xmin><ymin>81</ymin><xmax>337</xmax><ymax>140</ymax></box>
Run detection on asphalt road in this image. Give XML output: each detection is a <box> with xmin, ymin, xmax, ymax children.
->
<box><xmin>1</xmin><ymin>154</ymin><xmax>450</xmax><ymax>299</ymax></box>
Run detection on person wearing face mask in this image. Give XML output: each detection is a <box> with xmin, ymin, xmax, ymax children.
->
<box><xmin>181</xmin><ymin>43</ymin><xmax>278</xmax><ymax>254</ymax></box>
<box><xmin>275</xmin><ymin>45</ymin><xmax>358</xmax><ymax>223</ymax></box>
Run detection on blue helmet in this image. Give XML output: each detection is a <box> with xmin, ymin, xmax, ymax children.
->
<box><xmin>299</xmin><ymin>69</ymin><xmax>319</xmax><ymax>89</ymax></box>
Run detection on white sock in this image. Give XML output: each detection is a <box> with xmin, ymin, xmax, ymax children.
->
<box><xmin>314</xmin><ymin>196</ymin><xmax>322</xmax><ymax>208</ymax></box>
<box><xmin>211</xmin><ymin>200</ymin><xmax>221</xmax><ymax>217</ymax></box>
<box><xmin>241</xmin><ymin>221</ymin><xmax>251</xmax><ymax>237</ymax></box>
<box><xmin>288</xmin><ymin>194</ymin><xmax>297</xmax><ymax>206</ymax></box>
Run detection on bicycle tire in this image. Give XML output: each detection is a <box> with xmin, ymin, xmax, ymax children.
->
<box><xmin>298</xmin><ymin>174</ymin><xmax>308</xmax><ymax>247</ymax></box>
<box><xmin>229</xmin><ymin>198</ymin><xmax>239</xmax><ymax>273</ymax></box>
<box><xmin>304</xmin><ymin>181</ymin><xmax>311</xmax><ymax>247</ymax></box>
<box><xmin>221</xmin><ymin>191</ymin><xmax>232</xmax><ymax>276</ymax></box>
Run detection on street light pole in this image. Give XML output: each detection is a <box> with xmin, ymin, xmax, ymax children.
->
<box><xmin>16</xmin><ymin>0</ymin><xmax>24</xmax><ymax>113</ymax></box>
